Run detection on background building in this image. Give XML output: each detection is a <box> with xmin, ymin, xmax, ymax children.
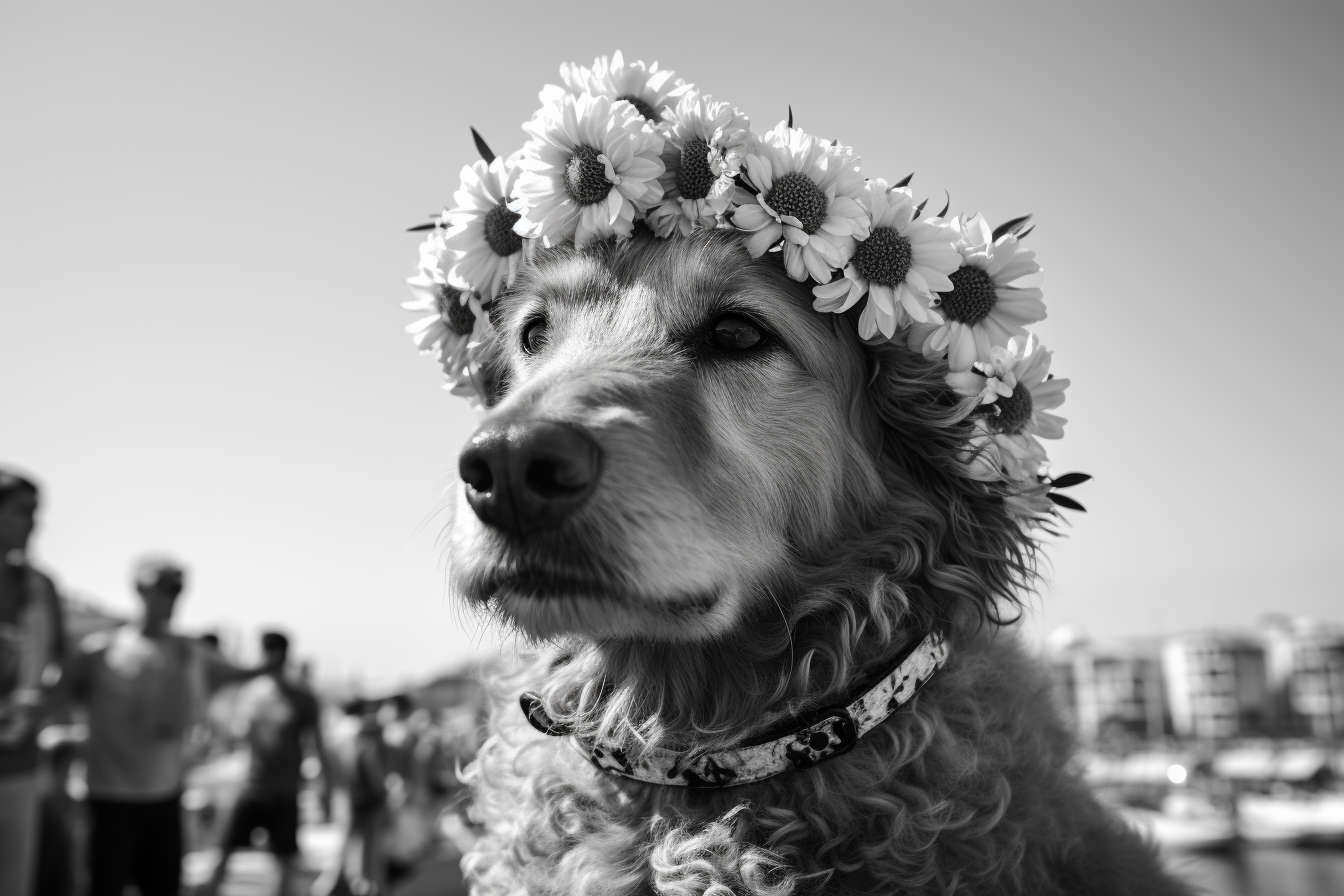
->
<box><xmin>1264</xmin><ymin>619</ymin><xmax>1344</xmax><ymax>739</ymax></box>
<box><xmin>1161</xmin><ymin>634</ymin><xmax>1270</xmax><ymax>740</ymax></box>
<box><xmin>1047</xmin><ymin>628</ymin><xmax>1167</xmax><ymax>743</ymax></box>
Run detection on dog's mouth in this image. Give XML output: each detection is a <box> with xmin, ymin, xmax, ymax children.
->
<box><xmin>469</xmin><ymin>565</ymin><xmax>723</xmax><ymax>638</ymax></box>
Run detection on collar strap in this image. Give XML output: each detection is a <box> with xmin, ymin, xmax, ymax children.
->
<box><xmin>520</xmin><ymin>631</ymin><xmax>948</xmax><ymax>789</ymax></box>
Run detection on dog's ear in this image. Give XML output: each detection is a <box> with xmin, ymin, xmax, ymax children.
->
<box><xmin>864</xmin><ymin>340</ymin><xmax>1035</xmax><ymax>631</ymax></box>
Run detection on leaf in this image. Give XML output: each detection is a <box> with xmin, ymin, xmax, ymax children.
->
<box><xmin>471</xmin><ymin>127</ymin><xmax>496</xmax><ymax>165</ymax></box>
<box><xmin>1048</xmin><ymin>493</ymin><xmax>1087</xmax><ymax>512</ymax></box>
<box><xmin>893</xmin><ymin>173</ymin><xmax>914</xmax><ymax>188</ymax></box>
<box><xmin>936</xmin><ymin>191</ymin><xmax>951</xmax><ymax>219</ymax></box>
<box><xmin>1015</xmin><ymin>225</ymin><xmax>1034</xmax><ymax>241</ymax></box>
<box><xmin>913</xmin><ymin>198</ymin><xmax>928</xmax><ymax>218</ymax></box>
<box><xmin>406</xmin><ymin>222</ymin><xmax>438</xmax><ymax>232</ymax></box>
<box><xmin>992</xmin><ymin>214</ymin><xmax>1032</xmax><ymax>242</ymax></box>
<box><xmin>1049</xmin><ymin>472</ymin><xmax>1092</xmax><ymax>489</ymax></box>
<box><xmin>787</xmin><ymin>105</ymin><xmax>793</xmax><ymax>129</ymax></box>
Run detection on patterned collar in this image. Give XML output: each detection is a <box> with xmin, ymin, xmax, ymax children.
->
<box><xmin>520</xmin><ymin>630</ymin><xmax>949</xmax><ymax>789</ymax></box>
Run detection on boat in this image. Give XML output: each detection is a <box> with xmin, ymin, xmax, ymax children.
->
<box><xmin>1237</xmin><ymin>790</ymin><xmax>1344</xmax><ymax>846</ymax></box>
<box><xmin>1113</xmin><ymin>790</ymin><xmax>1238</xmax><ymax>852</ymax></box>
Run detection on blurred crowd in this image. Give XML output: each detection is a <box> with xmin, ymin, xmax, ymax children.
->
<box><xmin>0</xmin><ymin>467</ymin><xmax>480</xmax><ymax>896</ymax></box>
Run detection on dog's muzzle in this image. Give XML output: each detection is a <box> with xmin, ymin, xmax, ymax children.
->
<box><xmin>459</xmin><ymin>417</ymin><xmax>602</xmax><ymax>535</ymax></box>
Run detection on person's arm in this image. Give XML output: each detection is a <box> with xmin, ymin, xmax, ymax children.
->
<box><xmin>199</xmin><ymin>646</ymin><xmax>273</xmax><ymax>691</ymax></box>
<box><xmin>305</xmin><ymin>698</ymin><xmax>334</xmax><ymax>819</ymax></box>
<box><xmin>61</xmin><ymin>633</ymin><xmax>100</xmax><ymax>705</ymax></box>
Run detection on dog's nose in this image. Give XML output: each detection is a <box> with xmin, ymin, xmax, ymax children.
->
<box><xmin>458</xmin><ymin>420</ymin><xmax>601</xmax><ymax>534</ymax></box>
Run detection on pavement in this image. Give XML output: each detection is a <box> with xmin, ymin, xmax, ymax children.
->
<box><xmin>183</xmin><ymin>823</ymin><xmax>468</xmax><ymax>896</ymax></box>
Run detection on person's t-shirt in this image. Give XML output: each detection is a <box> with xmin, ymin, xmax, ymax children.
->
<box><xmin>79</xmin><ymin>626</ymin><xmax>207</xmax><ymax>801</ymax></box>
<box><xmin>234</xmin><ymin>674</ymin><xmax>319</xmax><ymax>798</ymax></box>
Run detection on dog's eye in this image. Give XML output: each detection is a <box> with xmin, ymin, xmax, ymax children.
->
<box><xmin>521</xmin><ymin>317</ymin><xmax>548</xmax><ymax>354</ymax></box>
<box><xmin>709</xmin><ymin>315</ymin><xmax>765</xmax><ymax>351</ymax></box>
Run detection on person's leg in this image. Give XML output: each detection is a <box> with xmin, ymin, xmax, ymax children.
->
<box><xmin>86</xmin><ymin>799</ymin><xmax>135</xmax><ymax>896</ymax></box>
<box><xmin>132</xmin><ymin>794</ymin><xmax>183</xmax><ymax>896</ymax></box>
<box><xmin>207</xmin><ymin>794</ymin><xmax>259</xmax><ymax>896</ymax></box>
<box><xmin>0</xmin><ymin>771</ymin><xmax>41</xmax><ymax>896</ymax></box>
<box><xmin>354</xmin><ymin>808</ymin><xmax>388</xmax><ymax>896</ymax></box>
<box><xmin>36</xmin><ymin>791</ymin><xmax>75</xmax><ymax>896</ymax></box>
<box><xmin>310</xmin><ymin>789</ymin><xmax>353</xmax><ymax>896</ymax></box>
<box><xmin>262</xmin><ymin>794</ymin><xmax>302</xmax><ymax>896</ymax></box>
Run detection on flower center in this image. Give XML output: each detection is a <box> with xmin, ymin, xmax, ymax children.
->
<box><xmin>438</xmin><ymin>286</ymin><xmax>475</xmax><ymax>336</ymax></box>
<box><xmin>938</xmin><ymin>266</ymin><xmax>998</xmax><ymax>325</ymax></box>
<box><xmin>614</xmin><ymin>93</ymin><xmax>658</xmax><ymax>122</ymax></box>
<box><xmin>483</xmin><ymin>199</ymin><xmax>523</xmax><ymax>257</ymax></box>
<box><xmin>764</xmin><ymin>171</ymin><xmax>827</xmax><ymax>235</ymax></box>
<box><xmin>851</xmin><ymin>227</ymin><xmax>913</xmax><ymax>288</ymax></box>
<box><xmin>564</xmin><ymin>144</ymin><xmax>613</xmax><ymax>206</ymax></box>
<box><xmin>990</xmin><ymin>383</ymin><xmax>1033</xmax><ymax>435</ymax></box>
<box><xmin>675</xmin><ymin>138</ymin><xmax>716</xmax><ymax>200</ymax></box>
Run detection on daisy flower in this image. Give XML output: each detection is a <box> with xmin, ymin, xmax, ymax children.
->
<box><xmin>959</xmin><ymin>417</ymin><xmax>1006</xmax><ymax>482</ymax></box>
<box><xmin>541</xmin><ymin>50</ymin><xmax>689</xmax><ymax>126</ymax></box>
<box><xmin>947</xmin><ymin>338</ymin><xmax>1068</xmax><ymax>479</ymax></box>
<box><xmin>811</xmin><ymin>179</ymin><xmax>961</xmax><ymax>340</ymax></box>
<box><xmin>908</xmin><ymin>213</ymin><xmax>1046</xmax><ymax>371</ymax></box>
<box><xmin>442</xmin><ymin>151</ymin><xmax>525</xmax><ymax>302</ymax></box>
<box><xmin>645</xmin><ymin>91</ymin><xmax>751</xmax><ymax>238</ymax></box>
<box><xmin>404</xmin><ymin>237</ymin><xmax>487</xmax><ymax>383</ymax></box>
<box><xmin>731</xmin><ymin>122</ymin><xmax>868</xmax><ymax>283</ymax></box>
<box><xmin>510</xmin><ymin>93</ymin><xmax>665</xmax><ymax>248</ymax></box>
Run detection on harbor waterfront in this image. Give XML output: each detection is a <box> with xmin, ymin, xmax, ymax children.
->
<box><xmin>1048</xmin><ymin>617</ymin><xmax>1344</xmax><ymax>892</ymax></box>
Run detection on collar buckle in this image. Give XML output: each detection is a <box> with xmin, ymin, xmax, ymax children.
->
<box><xmin>784</xmin><ymin>705</ymin><xmax>858</xmax><ymax>770</ymax></box>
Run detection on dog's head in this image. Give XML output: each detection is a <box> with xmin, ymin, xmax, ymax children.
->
<box><xmin>447</xmin><ymin>230</ymin><xmax>1032</xmax><ymax>647</ymax></box>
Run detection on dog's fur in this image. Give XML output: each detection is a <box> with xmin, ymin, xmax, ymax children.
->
<box><xmin>447</xmin><ymin>231</ymin><xmax>1192</xmax><ymax>895</ymax></box>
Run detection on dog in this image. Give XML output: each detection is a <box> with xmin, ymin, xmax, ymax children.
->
<box><xmin>444</xmin><ymin>229</ymin><xmax>1192</xmax><ymax>895</ymax></box>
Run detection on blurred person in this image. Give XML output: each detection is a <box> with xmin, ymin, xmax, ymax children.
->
<box><xmin>0</xmin><ymin>469</ymin><xmax>66</xmax><ymax>896</ymax></box>
<box><xmin>313</xmin><ymin>698</ymin><xmax>388</xmax><ymax>896</ymax></box>
<box><xmin>379</xmin><ymin>697</ymin><xmax>433</xmax><ymax>878</ymax></box>
<box><xmin>67</xmin><ymin>557</ymin><xmax>269</xmax><ymax>896</ymax></box>
<box><xmin>206</xmin><ymin>631</ymin><xmax>329</xmax><ymax>896</ymax></box>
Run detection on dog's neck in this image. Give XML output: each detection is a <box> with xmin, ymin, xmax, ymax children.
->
<box><xmin>527</xmin><ymin>583</ymin><xmax>937</xmax><ymax>760</ymax></box>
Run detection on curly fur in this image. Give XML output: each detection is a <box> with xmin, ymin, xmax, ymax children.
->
<box><xmin>448</xmin><ymin>231</ymin><xmax>1194</xmax><ymax>895</ymax></box>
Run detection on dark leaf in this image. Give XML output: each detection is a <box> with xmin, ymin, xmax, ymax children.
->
<box><xmin>913</xmin><ymin>198</ymin><xmax>929</xmax><ymax>218</ymax></box>
<box><xmin>787</xmin><ymin>105</ymin><xmax>793</xmax><ymax>129</ymax></box>
<box><xmin>992</xmin><ymin>214</ymin><xmax>1032</xmax><ymax>242</ymax></box>
<box><xmin>406</xmin><ymin>222</ymin><xmax>438</xmax><ymax>232</ymax></box>
<box><xmin>1050</xmin><ymin>472</ymin><xmax>1092</xmax><ymax>489</ymax></box>
<box><xmin>1015</xmin><ymin>225</ymin><xmax>1034</xmax><ymax>240</ymax></box>
<box><xmin>893</xmin><ymin>172</ymin><xmax>914</xmax><ymax>188</ymax></box>
<box><xmin>1048</xmin><ymin>493</ymin><xmax>1087</xmax><ymax>512</ymax></box>
<box><xmin>471</xmin><ymin>127</ymin><xmax>496</xmax><ymax>164</ymax></box>
<box><xmin>936</xmin><ymin>191</ymin><xmax>951</xmax><ymax>219</ymax></box>
<box><xmin>735</xmin><ymin>170</ymin><xmax>760</xmax><ymax>196</ymax></box>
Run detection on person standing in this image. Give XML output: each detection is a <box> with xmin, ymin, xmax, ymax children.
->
<box><xmin>0</xmin><ymin>469</ymin><xmax>65</xmax><ymax>896</ymax></box>
<box><xmin>68</xmin><ymin>557</ymin><xmax>264</xmax><ymax>896</ymax></box>
<box><xmin>312</xmin><ymin>698</ymin><xmax>389</xmax><ymax>896</ymax></box>
<box><xmin>207</xmin><ymin>631</ymin><xmax>329</xmax><ymax>896</ymax></box>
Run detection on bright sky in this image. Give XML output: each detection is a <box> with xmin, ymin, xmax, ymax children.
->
<box><xmin>3</xmin><ymin>2</ymin><xmax>1341</xmax><ymax>689</ymax></box>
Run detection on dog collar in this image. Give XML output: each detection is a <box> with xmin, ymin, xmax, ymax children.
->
<box><xmin>520</xmin><ymin>630</ymin><xmax>948</xmax><ymax>789</ymax></box>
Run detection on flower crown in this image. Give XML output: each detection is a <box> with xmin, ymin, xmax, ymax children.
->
<box><xmin>405</xmin><ymin>51</ymin><xmax>1087</xmax><ymax>521</ymax></box>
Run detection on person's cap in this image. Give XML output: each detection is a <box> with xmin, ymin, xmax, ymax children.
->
<box><xmin>134</xmin><ymin>556</ymin><xmax>186</xmax><ymax>593</ymax></box>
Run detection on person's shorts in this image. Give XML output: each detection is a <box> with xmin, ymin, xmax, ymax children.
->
<box><xmin>222</xmin><ymin>792</ymin><xmax>300</xmax><ymax>856</ymax></box>
<box><xmin>88</xmin><ymin>795</ymin><xmax>182</xmax><ymax>896</ymax></box>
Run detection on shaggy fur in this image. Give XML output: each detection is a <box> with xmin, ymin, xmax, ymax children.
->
<box><xmin>446</xmin><ymin>231</ymin><xmax>1193</xmax><ymax>895</ymax></box>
